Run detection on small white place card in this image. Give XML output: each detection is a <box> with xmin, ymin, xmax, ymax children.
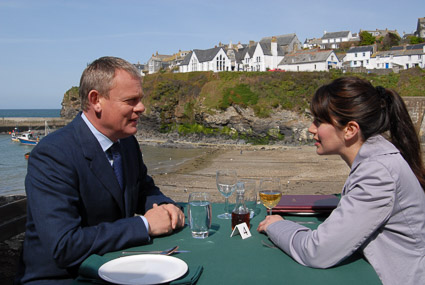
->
<box><xmin>230</xmin><ymin>222</ymin><xmax>252</xmax><ymax>239</ymax></box>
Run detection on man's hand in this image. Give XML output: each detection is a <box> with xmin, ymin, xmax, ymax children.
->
<box><xmin>257</xmin><ymin>215</ymin><xmax>284</xmax><ymax>233</ymax></box>
<box><xmin>159</xmin><ymin>203</ymin><xmax>185</xmax><ymax>230</ymax></box>
<box><xmin>144</xmin><ymin>204</ymin><xmax>185</xmax><ymax>236</ymax></box>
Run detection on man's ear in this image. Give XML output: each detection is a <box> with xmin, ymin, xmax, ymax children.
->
<box><xmin>344</xmin><ymin>121</ymin><xmax>360</xmax><ymax>141</ymax></box>
<box><xmin>87</xmin><ymin>90</ymin><xmax>102</xmax><ymax>113</ymax></box>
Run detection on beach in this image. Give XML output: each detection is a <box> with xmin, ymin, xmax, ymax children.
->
<box><xmin>148</xmin><ymin>143</ymin><xmax>351</xmax><ymax>203</ymax></box>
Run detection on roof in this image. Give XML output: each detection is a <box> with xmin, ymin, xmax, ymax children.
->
<box><xmin>180</xmin><ymin>51</ymin><xmax>193</xmax><ymax>66</ymax></box>
<box><xmin>260</xmin><ymin>33</ymin><xmax>297</xmax><ymax>46</ymax></box>
<box><xmin>372</xmin><ymin>43</ymin><xmax>425</xmax><ymax>57</ymax></box>
<box><xmin>322</xmin><ymin>31</ymin><xmax>350</xmax><ymax>39</ymax></box>
<box><xmin>193</xmin><ymin>47</ymin><xmax>225</xmax><ymax>63</ymax></box>
<box><xmin>347</xmin><ymin>46</ymin><xmax>374</xmax><ymax>53</ymax></box>
<box><xmin>279</xmin><ymin>49</ymin><xmax>336</xmax><ymax>65</ymax></box>
<box><xmin>258</xmin><ymin>42</ymin><xmax>285</xmax><ymax>56</ymax></box>
<box><xmin>180</xmin><ymin>47</ymin><xmax>226</xmax><ymax>66</ymax></box>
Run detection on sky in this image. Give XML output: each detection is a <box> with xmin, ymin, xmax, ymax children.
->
<box><xmin>0</xmin><ymin>0</ymin><xmax>423</xmax><ymax>109</ymax></box>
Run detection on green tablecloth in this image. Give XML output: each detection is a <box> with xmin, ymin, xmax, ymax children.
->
<box><xmin>75</xmin><ymin>203</ymin><xmax>381</xmax><ymax>284</ymax></box>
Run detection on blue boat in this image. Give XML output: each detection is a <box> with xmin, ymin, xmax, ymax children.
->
<box><xmin>17</xmin><ymin>132</ymin><xmax>39</xmax><ymax>145</ymax></box>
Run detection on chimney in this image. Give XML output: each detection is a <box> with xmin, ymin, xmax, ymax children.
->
<box><xmin>271</xmin><ymin>36</ymin><xmax>278</xmax><ymax>57</ymax></box>
<box><xmin>249</xmin><ymin>40</ymin><xmax>255</xmax><ymax>47</ymax></box>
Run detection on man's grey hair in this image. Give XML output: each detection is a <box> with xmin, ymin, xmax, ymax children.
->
<box><xmin>79</xmin><ymin>56</ymin><xmax>142</xmax><ymax>111</ymax></box>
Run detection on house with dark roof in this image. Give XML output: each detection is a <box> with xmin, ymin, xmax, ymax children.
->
<box><xmin>147</xmin><ymin>52</ymin><xmax>172</xmax><ymax>74</ymax></box>
<box><xmin>344</xmin><ymin>45</ymin><xmax>375</xmax><ymax>68</ymax></box>
<box><xmin>277</xmin><ymin>49</ymin><xmax>341</xmax><ymax>72</ymax></box>
<box><xmin>320</xmin><ymin>31</ymin><xmax>357</xmax><ymax>49</ymax></box>
<box><xmin>371</xmin><ymin>43</ymin><xmax>425</xmax><ymax>70</ymax></box>
<box><xmin>147</xmin><ymin>50</ymin><xmax>190</xmax><ymax>74</ymax></box>
<box><xmin>360</xmin><ymin>28</ymin><xmax>400</xmax><ymax>39</ymax></box>
<box><xmin>249</xmin><ymin>37</ymin><xmax>285</xmax><ymax>71</ymax></box>
<box><xmin>179</xmin><ymin>46</ymin><xmax>231</xmax><ymax>73</ymax></box>
<box><xmin>260</xmin><ymin>33</ymin><xmax>301</xmax><ymax>54</ymax></box>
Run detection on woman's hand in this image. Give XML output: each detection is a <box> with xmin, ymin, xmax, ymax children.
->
<box><xmin>257</xmin><ymin>215</ymin><xmax>284</xmax><ymax>233</ymax></box>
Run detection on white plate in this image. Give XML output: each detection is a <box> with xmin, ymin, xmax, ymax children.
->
<box><xmin>98</xmin><ymin>254</ymin><xmax>188</xmax><ymax>285</ymax></box>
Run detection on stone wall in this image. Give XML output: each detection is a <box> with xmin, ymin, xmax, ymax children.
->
<box><xmin>404</xmin><ymin>97</ymin><xmax>425</xmax><ymax>142</ymax></box>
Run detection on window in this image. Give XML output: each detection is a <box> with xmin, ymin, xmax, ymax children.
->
<box><xmin>191</xmin><ymin>58</ymin><xmax>198</xmax><ymax>71</ymax></box>
<box><xmin>355</xmin><ymin>53</ymin><xmax>357</xmax><ymax>57</ymax></box>
<box><xmin>216</xmin><ymin>54</ymin><xmax>225</xmax><ymax>71</ymax></box>
<box><xmin>354</xmin><ymin>61</ymin><xmax>357</xmax><ymax>65</ymax></box>
<box><xmin>314</xmin><ymin>64</ymin><xmax>316</xmax><ymax>70</ymax></box>
<box><xmin>331</xmin><ymin>56</ymin><xmax>334</xmax><ymax>61</ymax></box>
<box><xmin>366</xmin><ymin>60</ymin><xmax>369</xmax><ymax>64</ymax></box>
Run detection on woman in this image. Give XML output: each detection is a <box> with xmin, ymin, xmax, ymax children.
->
<box><xmin>257</xmin><ymin>76</ymin><xmax>425</xmax><ymax>285</ymax></box>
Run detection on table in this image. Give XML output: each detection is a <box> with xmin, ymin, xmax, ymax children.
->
<box><xmin>75</xmin><ymin>203</ymin><xmax>381</xmax><ymax>284</ymax></box>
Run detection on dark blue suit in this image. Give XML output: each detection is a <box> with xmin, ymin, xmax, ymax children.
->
<box><xmin>16</xmin><ymin>114</ymin><xmax>174</xmax><ymax>284</ymax></box>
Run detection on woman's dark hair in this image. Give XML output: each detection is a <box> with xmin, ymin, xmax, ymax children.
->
<box><xmin>311</xmin><ymin>76</ymin><xmax>425</xmax><ymax>190</ymax></box>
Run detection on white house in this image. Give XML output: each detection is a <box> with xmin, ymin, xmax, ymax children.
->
<box><xmin>320</xmin><ymin>31</ymin><xmax>355</xmax><ymax>49</ymax></box>
<box><xmin>277</xmin><ymin>49</ymin><xmax>341</xmax><ymax>72</ymax></box>
<box><xmin>179</xmin><ymin>47</ymin><xmax>231</xmax><ymax>73</ymax></box>
<box><xmin>147</xmin><ymin>52</ymin><xmax>172</xmax><ymax>74</ymax></box>
<box><xmin>344</xmin><ymin>46</ymin><xmax>374</xmax><ymax>68</ymax></box>
<box><xmin>250</xmin><ymin>37</ymin><xmax>285</xmax><ymax>71</ymax></box>
<box><xmin>371</xmin><ymin>43</ymin><xmax>425</xmax><ymax>70</ymax></box>
<box><xmin>237</xmin><ymin>43</ymin><xmax>257</xmax><ymax>71</ymax></box>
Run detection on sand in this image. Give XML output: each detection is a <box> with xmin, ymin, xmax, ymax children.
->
<box><xmin>150</xmin><ymin>144</ymin><xmax>351</xmax><ymax>203</ymax></box>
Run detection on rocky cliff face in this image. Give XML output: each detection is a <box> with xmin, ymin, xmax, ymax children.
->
<box><xmin>60</xmin><ymin>85</ymin><xmax>312</xmax><ymax>144</ymax></box>
<box><xmin>60</xmin><ymin>86</ymin><xmax>81</xmax><ymax>119</ymax></box>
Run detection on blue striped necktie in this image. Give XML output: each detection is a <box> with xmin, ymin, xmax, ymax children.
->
<box><xmin>109</xmin><ymin>142</ymin><xmax>124</xmax><ymax>190</ymax></box>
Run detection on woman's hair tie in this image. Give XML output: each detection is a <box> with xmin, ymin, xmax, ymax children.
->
<box><xmin>376</xmin><ymin>86</ymin><xmax>388</xmax><ymax>99</ymax></box>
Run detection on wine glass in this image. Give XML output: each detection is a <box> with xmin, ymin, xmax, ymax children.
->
<box><xmin>259</xmin><ymin>178</ymin><xmax>282</xmax><ymax>215</ymax></box>
<box><xmin>216</xmin><ymin>170</ymin><xmax>237</xmax><ymax>219</ymax></box>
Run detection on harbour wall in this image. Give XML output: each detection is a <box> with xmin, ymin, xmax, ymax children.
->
<box><xmin>0</xmin><ymin>117</ymin><xmax>71</xmax><ymax>133</ymax></box>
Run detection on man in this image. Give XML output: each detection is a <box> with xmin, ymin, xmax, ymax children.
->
<box><xmin>16</xmin><ymin>56</ymin><xmax>185</xmax><ymax>284</ymax></box>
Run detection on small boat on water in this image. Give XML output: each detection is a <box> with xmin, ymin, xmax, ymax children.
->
<box><xmin>17</xmin><ymin>132</ymin><xmax>40</xmax><ymax>145</ymax></box>
<box><xmin>16</xmin><ymin>121</ymin><xmax>51</xmax><ymax>146</ymax></box>
<box><xmin>10</xmin><ymin>128</ymin><xmax>20</xmax><ymax>142</ymax></box>
<box><xmin>24</xmin><ymin>152</ymin><xmax>30</xmax><ymax>160</ymax></box>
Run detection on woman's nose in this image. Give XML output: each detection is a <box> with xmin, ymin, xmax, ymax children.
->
<box><xmin>308</xmin><ymin>122</ymin><xmax>316</xmax><ymax>134</ymax></box>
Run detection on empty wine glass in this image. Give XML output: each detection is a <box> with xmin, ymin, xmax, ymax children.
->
<box><xmin>216</xmin><ymin>170</ymin><xmax>237</xmax><ymax>219</ymax></box>
<box><xmin>259</xmin><ymin>178</ymin><xmax>282</xmax><ymax>215</ymax></box>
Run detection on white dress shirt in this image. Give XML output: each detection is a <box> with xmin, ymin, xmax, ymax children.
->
<box><xmin>81</xmin><ymin>113</ymin><xmax>150</xmax><ymax>232</ymax></box>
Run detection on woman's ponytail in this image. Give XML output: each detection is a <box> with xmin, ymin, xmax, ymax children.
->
<box><xmin>384</xmin><ymin>88</ymin><xmax>425</xmax><ymax>190</ymax></box>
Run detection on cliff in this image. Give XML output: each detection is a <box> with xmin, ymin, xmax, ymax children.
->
<box><xmin>60</xmin><ymin>69</ymin><xmax>425</xmax><ymax>144</ymax></box>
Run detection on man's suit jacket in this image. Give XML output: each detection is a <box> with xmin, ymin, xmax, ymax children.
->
<box><xmin>17</xmin><ymin>114</ymin><xmax>174</xmax><ymax>284</ymax></box>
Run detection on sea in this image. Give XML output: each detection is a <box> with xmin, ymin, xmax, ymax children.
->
<box><xmin>0</xmin><ymin>109</ymin><xmax>207</xmax><ymax>196</ymax></box>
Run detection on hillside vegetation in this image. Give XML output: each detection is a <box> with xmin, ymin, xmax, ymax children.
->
<box><xmin>61</xmin><ymin>69</ymin><xmax>425</xmax><ymax>143</ymax></box>
<box><xmin>141</xmin><ymin>68</ymin><xmax>425</xmax><ymax>124</ymax></box>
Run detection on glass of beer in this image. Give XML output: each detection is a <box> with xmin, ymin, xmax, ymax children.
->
<box><xmin>259</xmin><ymin>178</ymin><xmax>282</xmax><ymax>215</ymax></box>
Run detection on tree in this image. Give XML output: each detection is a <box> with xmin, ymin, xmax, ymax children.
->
<box><xmin>359</xmin><ymin>31</ymin><xmax>376</xmax><ymax>45</ymax></box>
<box><xmin>380</xmin><ymin>32</ymin><xmax>401</xmax><ymax>50</ymax></box>
<box><xmin>409</xmin><ymin>36</ymin><xmax>424</xmax><ymax>44</ymax></box>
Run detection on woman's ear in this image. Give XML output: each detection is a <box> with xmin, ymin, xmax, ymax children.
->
<box><xmin>344</xmin><ymin>121</ymin><xmax>360</xmax><ymax>141</ymax></box>
<box><xmin>87</xmin><ymin>90</ymin><xmax>102</xmax><ymax>113</ymax></box>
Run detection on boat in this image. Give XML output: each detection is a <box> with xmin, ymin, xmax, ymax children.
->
<box><xmin>17</xmin><ymin>132</ymin><xmax>39</xmax><ymax>145</ymax></box>
<box><xmin>10</xmin><ymin>128</ymin><xmax>20</xmax><ymax>142</ymax></box>
<box><xmin>24</xmin><ymin>152</ymin><xmax>30</xmax><ymax>160</ymax></box>
<box><xmin>17</xmin><ymin>121</ymin><xmax>51</xmax><ymax>146</ymax></box>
